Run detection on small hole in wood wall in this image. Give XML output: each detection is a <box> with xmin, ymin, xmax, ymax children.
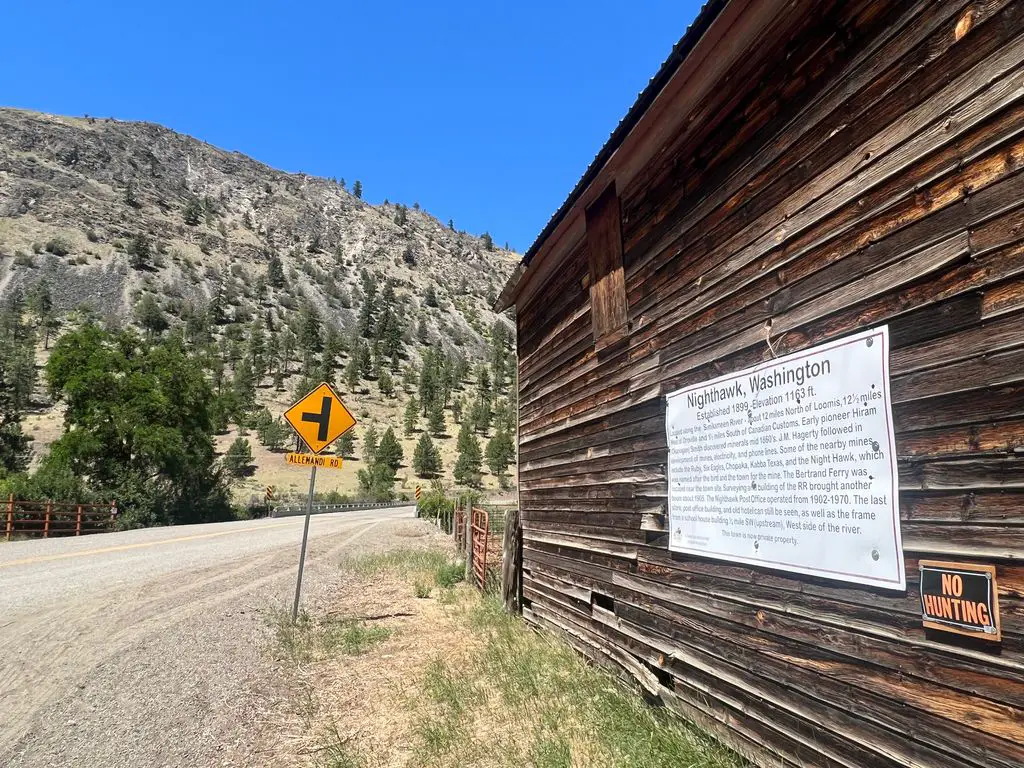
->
<box><xmin>592</xmin><ymin>592</ymin><xmax>615</xmax><ymax>612</ymax></box>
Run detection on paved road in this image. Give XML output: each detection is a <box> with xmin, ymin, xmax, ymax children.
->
<box><xmin>0</xmin><ymin>505</ymin><xmax>415</xmax><ymax>767</ymax></box>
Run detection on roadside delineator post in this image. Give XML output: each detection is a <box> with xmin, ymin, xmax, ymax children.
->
<box><xmin>44</xmin><ymin>500</ymin><xmax>52</xmax><ymax>538</ymax></box>
<box><xmin>6</xmin><ymin>494</ymin><xmax>13</xmax><ymax>541</ymax></box>
<box><xmin>75</xmin><ymin>504</ymin><xmax>83</xmax><ymax>536</ymax></box>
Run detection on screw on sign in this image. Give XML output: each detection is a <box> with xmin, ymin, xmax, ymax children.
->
<box><xmin>283</xmin><ymin>381</ymin><xmax>357</xmax><ymax>622</ymax></box>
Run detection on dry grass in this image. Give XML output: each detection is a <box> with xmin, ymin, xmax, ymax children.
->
<box><xmin>257</xmin><ymin>531</ymin><xmax>743</xmax><ymax>768</ymax></box>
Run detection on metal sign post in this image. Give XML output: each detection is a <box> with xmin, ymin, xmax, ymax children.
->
<box><xmin>283</xmin><ymin>381</ymin><xmax>357</xmax><ymax>623</ymax></box>
<box><xmin>291</xmin><ymin>460</ymin><xmax>318</xmax><ymax>623</ymax></box>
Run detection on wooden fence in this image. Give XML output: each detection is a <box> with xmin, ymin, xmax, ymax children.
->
<box><xmin>5</xmin><ymin>496</ymin><xmax>117</xmax><ymax>540</ymax></box>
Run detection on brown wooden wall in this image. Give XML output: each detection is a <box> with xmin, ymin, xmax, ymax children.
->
<box><xmin>514</xmin><ymin>1</ymin><xmax>1024</xmax><ymax>766</ymax></box>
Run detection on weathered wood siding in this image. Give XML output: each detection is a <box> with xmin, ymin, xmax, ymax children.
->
<box><xmin>515</xmin><ymin>1</ymin><xmax>1024</xmax><ymax>766</ymax></box>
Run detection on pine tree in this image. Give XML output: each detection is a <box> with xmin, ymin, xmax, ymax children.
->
<box><xmin>404</xmin><ymin>396</ymin><xmax>419</xmax><ymax>436</ymax></box>
<box><xmin>450</xmin><ymin>394</ymin><xmax>463</xmax><ymax>424</ymax></box>
<box><xmin>358</xmin><ymin>271</ymin><xmax>378</xmax><ymax>338</ymax></box>
<box><xmin>184</xmin><ymin>302</ymin><xmax>212</xmax><ymax>347</ymax></box>
<box><xmin>362</xmin><ymin>424</ymin><xmax>380</xmax><ymax>464</ymax></box>
<box><xmin>320</xmin><ymin>326</ymin><xmax>344</xmax><ymax>382</ymax></box>
<box><xmin>335</xmin><ymin>430</ymin><xmax>355</xmax><ymax>458</ymax></box>
<box><xmin>135</xmin><ymin>294</ymin><xmax>168</xmax><ymax>337</ymax></box>
<box><xmin>472</xmin><ymin>392</ymin><xmax>492</xmax><ymax>434</ymax></box>
<box><xmin>486</xmin><ymin>427</ymin><xmax>515</xmax><ymax>479</ymax></box>
<box><xmin>223</xmin><ymin>437</ymin><xmax>254</xmax><ymax>478</ymax></box>
<box><xmin>27</xmin><ymin>279</ymin><xmax>56</xmax><ymax>349</ymax></box>
<box><xmin>344</xmin><ymin>354</ymin><xmax>360</xmax><ymax>392</ymax></box>
<box><xmin>356</xmin><ymin>341</ymin><xmax>374</xmax><ymax>378</ymax></box>
<box><xmin>376</xmin><ymin>427</ymin><xmax>403</xmax><ymax>472</ymax></box>
<box><xmin>184</xmin><ymin>196</ymin><xmax>203</xmax><ymax>226</ymax></box>
<box><xmin>128</xmin><ymin>233</ymin><xmax>152</xmax><ymax>270</ymax></box>
<box><xmin>267</xmin><ymin>253</ymin><xmax>286</xmax><ymax>287</ymax></box>
<box><xmin>279</xmin><ymin>328</ymin><xmax>296</xmax><ymax>375</ymax></box>
<box><xmin>256</xmin><ymin>413</ymin><xmax>289</xmax><ymax>452</ymax></box>
<box><xmin>247</xmin><ymin>319</ymin><xmax>267</xmax><ymax>383</ymax></box>
<box><xmin>454</xmin><ymin>419</ymin><xmax>482</xmax><ymax>487</ymax></box>
<box><xmin>231</xmin><ymin>358</ymin><xmax>257</xmax><ymax>425</ymax></box>
<box><xmin>413</xmin><ymin>433</ymin><xmax>442</xmax><ymax>478</ymax></box>
<box><xmin>418</xmin><ymin>353</ymin><xmax>440</xmax><ymax>415</ymax></box>
<box><xmin>298</xmin><ymin>302</ymin><xmax>322</xmax><ymax>368</ymax></box>
<box><xmin>378</xmin><ymin>368</ymin><xmax>394</xmax><ymax>397</ymax></box>
<box><xmin>424</xmin><ymin>284</ymin><xmax>439</xmax><ymax>307</ymax></box>
<box><xmin>427</xmin><ymin>397</ymin><xmax>446</xmax><ymax>437</ymax></box>
<box><xmin>353</xmin><ymin>180</ymin><xmax>363</xmax><ymax>199</ymax></box>
<box><xmin>494</xmin><ymin>397</ymin><xmax>517</xmax><ymax>434</ymax></box>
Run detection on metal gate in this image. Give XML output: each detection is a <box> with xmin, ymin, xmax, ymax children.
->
<box><xmin>471</xmin><ymin>507</ymin><xmax>489</xmax><ymax>592</ymax></box>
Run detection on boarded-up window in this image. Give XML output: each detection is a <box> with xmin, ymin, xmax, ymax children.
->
<box><xmin>585</xmin><ymin>184</ymin><xmax>628</xmax><ymax>346</ymax></box>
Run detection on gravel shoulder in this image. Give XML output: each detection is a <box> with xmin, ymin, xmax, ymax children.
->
<box><xmin>0</xmin><ymin>509</ymin><xmax>414</xmax><ymax>767</ymax></box>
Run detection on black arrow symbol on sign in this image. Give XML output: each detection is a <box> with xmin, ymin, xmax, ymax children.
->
<box><xmin>301</xmin><ymin>396</ymin><xmax>333</xmax><ymax>442</ymax></box>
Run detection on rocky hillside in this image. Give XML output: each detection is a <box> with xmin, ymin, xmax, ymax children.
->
<box><xmin>0</xmin><ymin>108</ymin><xmax>519</xmax><ymax>502</ymax></box>
<box><xmin>0</xmin><ymin>108</ymin><xmax>517</xmax><ymax>350</ymax></box>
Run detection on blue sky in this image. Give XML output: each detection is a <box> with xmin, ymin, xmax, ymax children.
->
<box><xmin>1</xmin><ymin>1</ymin><xmax>703</xmax><ymax>252</ymax></box>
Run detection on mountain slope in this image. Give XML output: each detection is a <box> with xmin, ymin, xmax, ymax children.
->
<box><xmin>0</xmin><ymin>108</ymin><xmax>519</xmax><ymax>503</ymax></box>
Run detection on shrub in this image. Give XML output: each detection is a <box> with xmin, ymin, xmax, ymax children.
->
<box><xmin>45</xmin><ymin>237</ymin><xmax>72</xmax><ymax>257</ymax></box>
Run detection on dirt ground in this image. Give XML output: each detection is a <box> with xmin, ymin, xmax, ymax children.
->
<box><xmin>226</xmin><ymin>519</ymin><xmax>475</xmax><ymax>768</ymax></box>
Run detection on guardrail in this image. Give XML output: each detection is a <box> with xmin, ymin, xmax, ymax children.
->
<box><xmin>270</xmin><ymin>501</ymin><xmax>413</xmax><ymax>518</ymax></box>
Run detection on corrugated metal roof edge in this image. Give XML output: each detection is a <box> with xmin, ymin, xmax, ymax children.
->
<box><xmin>522</xmin><ymin>0</ymin><xmax>729</xmax><ymax>269</ymax></box>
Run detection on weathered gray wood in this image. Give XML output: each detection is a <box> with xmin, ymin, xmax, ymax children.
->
<box><xmin>501</xmin><ymin>507</ymin><xmax>522</xmax><ymax>613</ymax></box>
<box><xmin>508</xmin><ymin>2</ymin><xmax>1024</xmax><ymax>767</ymax></box>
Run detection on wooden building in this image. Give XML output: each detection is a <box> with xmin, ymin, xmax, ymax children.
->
<box><xmin>497</xmin><ymin>1</ymin><xmax>1024</xmax><ymax>766</ymax></box>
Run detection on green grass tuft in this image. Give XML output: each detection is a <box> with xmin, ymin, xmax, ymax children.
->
<box><xmin>434</xmin><ymin>561</ymin><xmax>465</xmax><ymax>588</ymax></box>
<box><xmin>324</xmin><ymin>621</ymin><xmax>391</xmax><ymax>655</ymax></box>
<box><xmin>414</xmin><ymin>581</ymin><xmax>432</xmax><ymax>599</ymax></box>
<box><xmin>268</xmin><ymin>609</ymin><xmax>392</xmax><ymax>663</ymax></box>
<box><xmin>410</xmin><ymin>597</ymin><xmax>745</xmax><ymax>768</ymax></box>
<box><xmin>344</xmin><ymin>548</ymin><xmax>449</xmax><ymax>578</ymax></box>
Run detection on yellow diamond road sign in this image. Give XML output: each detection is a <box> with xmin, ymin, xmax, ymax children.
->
<box><xmin>284</xmin><ymin>382</ymin><xmax>356</xmax><ymax>454</ymax></box>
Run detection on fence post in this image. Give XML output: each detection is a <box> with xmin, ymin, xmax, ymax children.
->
<box><xmin>502</xmin><ymin>507</ymin><xmax>522</xmax><ymax>613</ymax></box>
<box><xmin>44</xmin><ymin>500</ymin><xmax>52</xmax><ymax>538</ymax></box>
<box><xmin>75</xmin><ymin>504</ymin><xmax>83</xmax><ymax>536</ymax></box>
<box><xmin>5</xmin><ymin>494</ymin><xmax>13</xmax><ymax>541</ymax></box>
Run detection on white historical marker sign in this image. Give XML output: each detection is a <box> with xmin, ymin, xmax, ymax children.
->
<box><xmin>665</xmin><ymin>326</ymin><xmax>905</xmax><ymax>591</ymax></box>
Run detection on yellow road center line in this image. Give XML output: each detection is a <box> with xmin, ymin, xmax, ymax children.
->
<box><xmin>0</xmin><ymin>521</ymin><xmax>299</xmax><ymax>569</ymax></box>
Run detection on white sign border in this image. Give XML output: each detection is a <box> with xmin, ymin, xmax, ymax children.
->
<box><xmin>665</xmin><ymin>326</ymin><xmax>906</xmax><ymax>591</ymax></box>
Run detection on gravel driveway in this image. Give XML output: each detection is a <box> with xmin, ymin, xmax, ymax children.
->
<box><xmin>0</xmin><ymin>507</ymin><xmax>415</xmax><ymax>767</ymax></box>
